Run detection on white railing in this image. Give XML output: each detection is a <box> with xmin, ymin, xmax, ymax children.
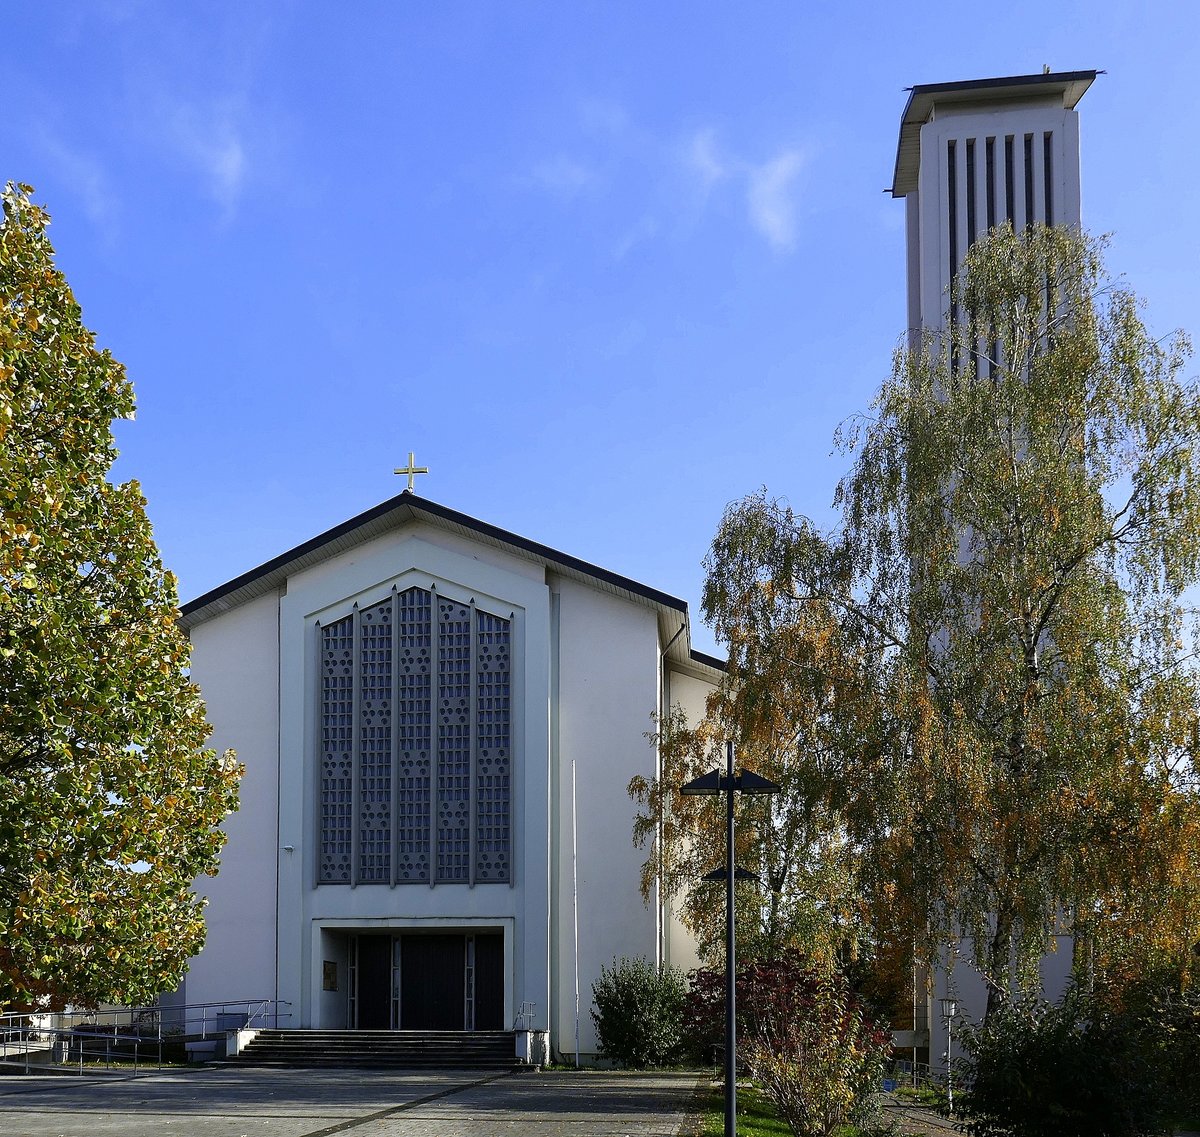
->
<box><xmin>0</xmin><ymin>998</ymin><xmax>291</xmax><ymax>1075</ymax></box>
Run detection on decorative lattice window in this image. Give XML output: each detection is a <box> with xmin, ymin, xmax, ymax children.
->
<box><xmin>317</xmin><ymin>586</ymin><xmax>512</xmax><ymax>885</ymax></box>
<box><xmin>396</xmin><ymin>587</ymin><xmax>432</xmax><ymax>881</ymax></box>
<box><xmin>319</xmin><ymin>616</ymin><xmax>354</xmax><ymax>882</ymax></box>
<box><xmin>437</xmin><ymin>597</ymin><xmax>472</xmax><ymax>882</ymax></box>
<box><xmin>358</xmin><ymin>601</ymin><xmax>392</xmax><ymax>882</ymax></box>
<box><xmin>475</xmin><ymin>611</ymin><xmax>511</xmax><ymax>882</ymax></box>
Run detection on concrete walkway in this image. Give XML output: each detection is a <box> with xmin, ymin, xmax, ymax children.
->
<box><xmin>878</xmin><ymin>1097</ymin><xmax>961</xmax><ymax>1136</ymax></box>
<box><xmin>0</xmin><ymin>1066</ymin><xmax>703</xmax><ymax>1137</ymax></box>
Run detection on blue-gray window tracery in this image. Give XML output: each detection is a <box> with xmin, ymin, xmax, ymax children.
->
<box><xmin>318</xmin><ymin>586</ymin><xmax>512</xmax><ymax>885</ymax></box>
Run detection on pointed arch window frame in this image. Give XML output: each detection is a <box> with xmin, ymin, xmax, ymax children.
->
<box><xmin>315</xmin><ymin>582</ymin><xmax>514</xmax><ymax>887</ymax></box>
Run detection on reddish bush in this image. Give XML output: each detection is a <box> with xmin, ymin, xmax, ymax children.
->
<box><xmin>685</xmin><ymin>952</ymin><xmax>892</xmax><ymax>1137</ymax></box>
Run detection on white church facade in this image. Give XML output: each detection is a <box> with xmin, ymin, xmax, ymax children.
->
<box><xmin>177</xmin><ymin>492</ymin><xmax>718</xmax><ymax>1059</ymax></box>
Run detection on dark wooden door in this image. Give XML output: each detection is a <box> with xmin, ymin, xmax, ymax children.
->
<box><xmin>356</xmin><ymin>935</ymin><xmax>393</xmax><ymax>1029</ymax></box>
<box><xmin>400</xmin><ymin>935</ymin><xmax>465</xmax><ymax>1029</ymax></box>
<box><xmin>473</xmin><ymin>934</ymin><xmax>504</xmax><ymax>1030</ymax></box>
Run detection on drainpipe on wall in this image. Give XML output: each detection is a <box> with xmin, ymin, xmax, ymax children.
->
<box><xmin>572</xmin><ymin>755</ymin><xmax>579</xmax><ymax>1068</ymax></box>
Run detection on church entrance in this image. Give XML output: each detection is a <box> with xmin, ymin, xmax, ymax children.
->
<box><xmin>349</xmin><ymin>932</ymin><xmax>504</xmax><ymax>1030</ymax></box>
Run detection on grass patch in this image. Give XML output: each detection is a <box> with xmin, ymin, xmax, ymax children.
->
<box><xmin>698</xmin><ymin>1082</ymin><xmax>790</xmax><ymax>1137</ymax></box>
<box><xmin>894</xmin><ymin>1083</ymin><xmax>948</xmax><ymax>1110</ymax></box>
<box><xmin>696</xmin><ymin>1079</ymin><xmax>921</xmax><ymax>1137</ymax></box>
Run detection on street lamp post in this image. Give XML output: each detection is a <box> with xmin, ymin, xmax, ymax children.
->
<box><xmin>681</xmin><ymin>740</ymin><xmax>779</xmax><ymax>1137</ymax></box>
<box><xmin>939</xmin><ymin>996</ymin><xmax>958</xmax><ymax>1114</ymax></box>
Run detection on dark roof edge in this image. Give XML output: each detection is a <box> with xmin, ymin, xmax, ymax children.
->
<box><xmin>180</xmin><ymin>492</ymin><xmax>689</xmax><ymax>622</ymax></box>
<box><xmin>907</xmin><ymin>69</ymin><xmax>1099</xmax><ymax>102</ymax></box>
<box><xmin>689</xmin><ymin>649</ymin><xmax>728</xmax><ymax>673</ymax></box>
<box><xmin>891</xmin><ymin>69</ymin><xmax>1100</xmax><ymax>197</ymax></box>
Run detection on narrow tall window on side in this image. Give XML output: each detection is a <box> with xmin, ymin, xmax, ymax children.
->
<box><xmin>985</xmin><ymin>137</ymin><xmax>996</xmax><ymax>230</ymax></box>
<box><xmin>966</xmin><ymin>138</ymin><xmax>977</xmax><ymax>247</ymax></box>
<box><xmin>1043</xmin><ymin>132</ymin><xmax>1054</xmax><ymax>226</ymax></box>
<box><xmin>475</xmin><ymin>611</ymin><xmax>511</xmax><ymax>883</ymax></box>
<box><xmin>1024</xmin><ymin>134</ymin><xmax>1035</xmax><ymax>228</ymax></box>
<box><xmin>1004</xmin><ymin>136</ymin><xmax>1015</xmax><ymax>223</ymax></box>
<box><xmin>359</xmin><ymin>601</ymin><xmax>393</xmax><ymax>883</ymax></box>
<box><xmin>947</xmin><ymin>139</ymin><xmax>958</xmax><ymax>373</ymax></box>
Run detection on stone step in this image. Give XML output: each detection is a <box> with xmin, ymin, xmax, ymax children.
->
<box><xmin>249</xmin><ymin>1030</ymin><xmax>510</xmax><ymax>1040</ymax></box>
<box><xmin>234</xmin><ymin>1029</ymin><xmax>515</xmax><ymax>1069</ymax></box>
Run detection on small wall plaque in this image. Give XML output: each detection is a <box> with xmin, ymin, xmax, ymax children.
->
<box><xmin>322</xmin><ymin>960</ymin><xmax>338</xmax><ymax>992</ymax></box>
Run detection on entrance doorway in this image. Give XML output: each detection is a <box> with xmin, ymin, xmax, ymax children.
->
<box><xmin>349</xmin><ymin>931</ymin><xmax>504</xmax><ymax>1030</ymax></box>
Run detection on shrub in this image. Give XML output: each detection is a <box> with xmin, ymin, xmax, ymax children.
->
<box><xmin>957</xmin><ymin>991</ymin><xmax>1168</xmax><ymax>1137</ymax></box>
<box><xmin>590</xmin><ymin>956</ymin><xmax>687</xmax><ymax>1068</ymax></box>
<box><xmin>687</xmin><ymin>952</ymin><xmax>891</xmax><ymax>1137</ymax></box>
<box><xmin>1116</xmin><ymin>980</ymin><xmax>1200</xmax><ymax>1125</ymax></box>
<box><xmin>748</xmin><ymin>974</ymin><xmax>892</xmax><ymax>1137</ymax></box>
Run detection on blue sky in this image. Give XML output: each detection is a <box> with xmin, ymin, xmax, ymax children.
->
<box><xmin>6</xmin><ymin>2</ymin><xmax>1199</xmax><ymax>655</ymax></box>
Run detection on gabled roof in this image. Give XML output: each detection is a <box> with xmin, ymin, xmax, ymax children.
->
<box><xmin>891</xmin><ymin>69</ymin><xmax>1099</xmax><ymax>197</ymax></box>
<box><xmin>179</xmin><ymin>491</ymin><xmax>724</xmax><ymax>674</ymax></box>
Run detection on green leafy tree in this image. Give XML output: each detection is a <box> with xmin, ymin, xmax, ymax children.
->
<box><xmin>700</xmin><ymin>224</ymin><xmax>1200</xmax><ymax>1014</ymax></box>
<box><xmin>0</xmin><ymin>184</ymin><xmax>240</xmax><ymax>1010</ymax></box>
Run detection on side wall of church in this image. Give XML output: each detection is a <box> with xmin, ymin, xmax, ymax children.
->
<box><xmin>185</xmin><ymin>589</ymin><xmax>282</xmax><ymax>1011</ymax></box>
<box><xmin>550</xmin><ymin>574</ymin><xmax>662</xmax><ymax>1060</ymax></box>
<box><xmin>661</xmin><ymin>668</ymin><xmax>714</xmax><ymax>976</ymax></box>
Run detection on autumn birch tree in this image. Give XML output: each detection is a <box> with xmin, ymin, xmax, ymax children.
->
<box><xmin>696</xmin><ymin>224</ymin><xmax>1200</xmax><ymax>1014</ymax></box>
<box><xmin>631</xmin><ymin>604</ymin><xmax>877</xmax><ymax>967</ymax></box>
<box><xmin>0</xmin><ymin>184</ymin><xmax>240</xmax><ymax>1010</ymax></box>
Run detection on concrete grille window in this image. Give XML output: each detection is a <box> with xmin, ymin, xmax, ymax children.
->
<box><xmin>318</xmin><ymin>586</ymin><xmax>512</xmax><ymax>885</ymax></box>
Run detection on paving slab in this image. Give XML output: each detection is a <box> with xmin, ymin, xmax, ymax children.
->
<box><xmin>0</xmin><ymin>1066</ymin><xmax>492</xmax><ymax>1137</ymax></box>
<box><xmin>367</xmin><ymin>1071</ymin><xmax>702</xmax><ymax>1136</ymax></box>
<box><xmin>0</xmin><ymin>1066</ymin><xmax>702</xmax><ymax>1137</ymax></box>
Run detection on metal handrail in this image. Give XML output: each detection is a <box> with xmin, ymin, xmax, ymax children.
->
<box><xmin>512</xmin><ymin>1001</ymin><xmax>537</xmax><ymax>1031</ymax></box>
<box><xmin>0</xmin><ymin>997</ymin><xmax>292</xmax><ymax>1075</ymax></box>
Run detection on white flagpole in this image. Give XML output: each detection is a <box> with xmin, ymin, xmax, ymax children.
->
<box><xmin>573</xmin><ymin>755</ymin><xmax>580</xmax><ymax>1068</ymax></box>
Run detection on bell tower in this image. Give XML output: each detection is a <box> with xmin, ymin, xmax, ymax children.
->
<box><xmin>891</xmin><ymin>70</ymin><xmax>1098</xmax><ymax>341</ymax></box>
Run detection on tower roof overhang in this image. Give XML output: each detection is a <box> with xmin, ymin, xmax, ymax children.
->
<box><xmin>890</xmin><ymin>70</ymin><xmax>1099</xmax><ymax>197</ymax></box>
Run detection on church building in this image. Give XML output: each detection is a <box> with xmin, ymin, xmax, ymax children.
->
<box><xmin>178</xmin><ymin>68</ymin><xmax>1101</xmax><ymax>1065</ymax></box>
<box><xmin>177</xmin><ymin>489</ymin><xmax>718</xmax><ymax>1059</ymax></box>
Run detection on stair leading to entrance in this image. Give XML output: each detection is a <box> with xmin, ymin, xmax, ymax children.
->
<box><xmin>233</xmin><ymin>1029</ymin><xmax>515</xmax><ymax>1068</ymax></box>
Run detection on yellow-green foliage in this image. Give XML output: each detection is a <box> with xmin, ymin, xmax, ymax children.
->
<box><xmin>654</xmin><ymin>224</ymin><xmax>1200</xmax><ymax>1013</ymax></box>
<box><xmin>0</xmin><ymin>185</ymin><xmax>241</xmax><ymax>1010</ymax></box>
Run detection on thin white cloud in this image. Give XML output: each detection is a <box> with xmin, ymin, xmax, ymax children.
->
<box><xmin>527</xmin><ymin>103</ymin><xmax>809</xmax><ymax>255</ymax></box>
<box><xmin>613</xmin><ymin>215</ymin><xmax>659</xmax><ymax>261</ymax></box>
<box><xmin>530</xmin><ymin>154</ymin><xmax>595</xmax><ymax>199</ymax></box>
<box><xmin>164</xmin><ymin>100</ymin><xmax>247</xmax><ymax>217</ymax></box>
<box><xmin>688</xmin><ymin>128</ymin><xmax>727</xmax><ymax>188</ymax></box>
<box><xmin>36</xmin><ymin>135</ymin><xmax>120</xmax><ymax>244</ymax></box>
<box><xmin>746</xmin><ymin>148</ymin><xmax>806</xmax><ymax>251</ymax></box>
<box><xmin>579</xmin><ymin>98</ymin><xmax>630</xmax><ymax>138</ymax></box>
<box><xmin>680</xmin><ymin>130</ymin><xmax>810</xmax><ymax>252</ymax></box>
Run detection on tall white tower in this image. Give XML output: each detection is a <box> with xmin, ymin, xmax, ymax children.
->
<box><xmin>888</xmin><ymin>73</ymin><xmax>1100</xmax><ymax>1063</ymax></box>
<box><xmin>891</xmin><ymin>70</ymin><xmax>1097</xmax><ymax>340</ymax></box>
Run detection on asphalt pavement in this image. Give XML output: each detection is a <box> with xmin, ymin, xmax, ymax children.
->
<box><xmin>0</xmin><ymin>1066</ymin><xmax>702</xmax><ymax>1137</ymax></box>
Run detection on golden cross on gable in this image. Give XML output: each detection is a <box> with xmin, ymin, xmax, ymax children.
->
<box><xmin>393</xmin><ymin>451</ymin><xmax>429</xmax><ymax>493</ymax></box>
